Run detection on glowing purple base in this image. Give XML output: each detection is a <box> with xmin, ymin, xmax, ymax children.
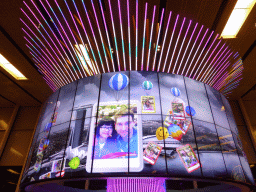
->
<box><xmin>107</xmin><ymin>178</ymin><xmax>166</xmax><ymax>192</ymax></box>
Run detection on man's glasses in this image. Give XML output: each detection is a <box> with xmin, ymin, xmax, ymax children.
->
<box><xmin>116</xmin><ymin>121</ymin><xmax>133</xmax><ymax>127</ymax></box>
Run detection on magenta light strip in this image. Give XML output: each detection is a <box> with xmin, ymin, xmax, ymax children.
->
<box><xmin>72</xmin><ymin>0</ymin><xmax>99</xmax><ymax>74</ymax></box>
<box><xmin>24</xmin><ymin>36</ymin><xmax>65</xmax><ymax>86</ymax></box>
<box><xmin>208</xmin><ymin>51</ymin><xmax>233</xmax><ymax>85</ymax></box>
<box><xmin>182</xmin><ymin>25</ymin><xmax>204</xmax><ymax>75</ymax></box>
<box><xmin>41</xmin><ymin>72</ymin><xmax>56</xmax><ymax>89</ymax></box>
<box><xmin>141</xmin><ymin>3</ymin><xmax>148</xmax><ymax>71</ymax></box>
<box><xmin>188</xmin><ymin>30</ymin><xmax>214</xmax><ymax>78</ymax></box>
<box><xmin>227</xmin><ymin>68</ymin><xmax>243</xmax><ymax>83</ymax></box>
<box><xmin>231</xmin><ymin>58</ymin><xmax>243</xmax><ymax>72</ymax></box>
<box><xmin>168</xmin><ymin>17</ymin><xmax>186</xmax><ymax>74</ymax></box>
<box><xmin>223</xmin><ymin>78</ymin><xmax>242</xmax><ymax>90</ymax></box>
<box><xmin>32</xmin><ymin>57</ymin><xmax>56</xmax><ymax>87</ymax></box>
<box><xmin>213</xmin><ymin>71</ymin><xmax>228</xmax><ymax>89</ymax></box>
<box><xmin>41</xmin><ymin>70</ymin><xmax>56</xmax><ymax>90</ymax></box>
<box><xmin>211</xmin><ymin>59</ymin><xmax>233</xmax><ymax>87</ymax></box>
<box><xmin>216</xmin><ymin>73</ymin><xmax>242</xmax><ymax>90</ymax></box>
<box><xmin>91</xmin><ymin>0</ymin><xmax>110</xmax><ymax>73</ymax></box>
<box><xmin>31</xmin><ymin>53</ymin><xmax>58</xmax><ymax>88</ymax></box>
<box><xmin>45</xmin><ymin>0</ymin><xmax>83</xmax><ymax>78</ymax></box>
<box><xmin>162</xmin><ymin>14</ymin><xmax>179</xmax><ymax>72</ymax></box>
<box><xmin>44</xmin><ymin>79</ymin><xmax>56</xmax><ymax>91</ymax></box>
<box><xmin>201</xmin><ymin>43</ymin><xmax>227</xmax><ymax>82</ymax></box>
<box><xmin>127</xmin><ymin>0</ymin><xmax>131</xmax><ymax>70</ymax></box>
<box><xmin>166</xmin><ymin>17</ymin><xmax>184</xmax><ymax>72</ymax></box>
<box><xmin>197</xmin><ymin>36</ymin><xmax>222</xmax><ymax>81</ymax></box>
<box><xmin>211</xmin><ymin>59</ymin><xmax>232</xmax><ymax>87</ymax></box>
<box><xmin>28</xmin><ymin>49</ymin><xmax>63</xmax><ymax>88</ymax></box>
<box><xmin>222</xmin><ymin>76</ymin><xmax>242</xmax><ymax>91</ymax></box>
<box><xmin>223</xmin><ymin>84</ymin><xmax>239</xmax><ymax>93</ymax></box>
<box><xmin>146</xmin><ymin>5</ymin><xmax>156</xmax><ymax>71</ymax></box>
<box><xmin>29</xmin><ymin>0</ymin><xmax>75</xmax><ymax>82</ymax></box>
<box><xmin>194</xmin><ymin>34</ymin><xmax>220</xmax><ymax>80</ymax></box>
<box><xmin>223</xmin><ymin>87</ymin><xmax>239</xmax><ymax>94</ymax></box>
<box><xmin>108</xmin><ymin>0</ymin><xmax>121</xmax><ymax>71</ymax></box>
<box><xmin>21</xmin><ymin>5</ymin><xmax>70</xmax><ymax>84</ymax></box>
<box><xmin>178</xmin><ymin>22</ymin><xmax>197</xmax><ymax>74</ymax></box>
<box><xmin>65</xmin><ymin>0</ymin><xmax>94</xmax><ymax>75</ymax></box>
<box><xmin>21</xmin><ymin>18</ymin><xmax>74</xmax><ymax>83</ymax></box>
<box><xmin>98</xmin><ymin>0</ymin><xmax>115</xmax><ymax>72</ymax></box>
<box><xmin>43</xmin><ymin>0</ymin><xmax>81</xmax><ymax>79</ymax></box>
<box><xmin>169</xmin><ymin>17</ymin><xmax>186</xmax><ymax>73</ymax></box>
<box><xmin>224</xmin><ymin>82</ymin><xmax>240</xmax><ymax>91</ymax></box>
<box><xmin>157</xmin><ymin>11</ymin><xmax>172</xmax><ymax>72</ymax></box>
<box><xmin>205</xmin><ymin>48</ymin><xmax>231</xmax><ymax>84</ymax></box>
<box><xmin>211</xmin><ymin>66</ymin><xmax>230</xmax><ymax>88</ymax></box>
<box><xmin>223</xmin><ymin>91</ymin><xmax>232</xmax><ymax>95</ymax></box>
<box><xmin>152</xmin><ymin>8</ymin><xmax>164</xmax><ymax>71</ymax></box>
<box><xmin>28</xmin><ymin>46</ymin><xmax>62</xmax><ymax>88</ymax></box>
<box><xmin>33</xmin><ymin>0</ymin><xmax>78</xmax><ymax>80</ymax></box>
<box><xmin>216</xmin><ymin>75</ymin><xmax>231</xmax><ymax>90</ymax></box>
<box><xmin>34</xmin><ymin>0</ymin><xmax>80</xmax><ymax>80</ymax></box>
<box><xmin>43</xmin><ymin>76</ymin><xmax>56</xmax><ymax>91</ymax></box>
<box><xmin>233</xmin><ymin>52</ymin><xmax>239</xmax><ymax>60</ymax></box>
<box><xmin>135</xmin><ymin>0</ymin><xmax>138</xmax><ymax>71</ymax></box>
<box><xmin>174</xmin><ymin>19</ymin><xmax>192</xmax><ymax>74</ymax></box>
<box><xmin>117</xmin><ymin>0</ymin><xmax>126</xmax><ymax>71</ymax></box>
<box><xmin>55</xmin><ymin>0</ymin><xmax>86</xmax><ymax>77</ymax></box>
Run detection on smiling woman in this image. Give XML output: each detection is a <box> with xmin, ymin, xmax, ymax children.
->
<box><xmin>93</xmin><ymin>120</ymin><xmax>117</xmax><ymax>159</ymax></box>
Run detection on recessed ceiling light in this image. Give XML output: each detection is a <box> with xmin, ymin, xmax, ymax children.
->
<box><xmin>221</xmin><ymin>0</ymin><xmax>256</xmax><ymax>38</ymax></box>
<box><xmin>0</xmin><ymin>54</ymin><xmax>27</xmax><ymax>80</ymax></box>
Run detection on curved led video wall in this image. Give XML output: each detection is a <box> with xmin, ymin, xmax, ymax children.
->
<box><xmin>21</xmin><ymin>71</ymin><xmax>254</xmax><ymax>186</ymax></box>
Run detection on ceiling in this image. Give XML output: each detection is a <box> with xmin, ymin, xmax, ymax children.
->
<box><xmin>0</xmin><ymin>0</ymin><xmax>255</xmax><ymax>106</ymax></box>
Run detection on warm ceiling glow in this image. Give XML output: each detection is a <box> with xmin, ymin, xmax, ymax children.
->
<box><xmin>221</xmin><ymin>0</ymin><xmax>256</xmax><ymax>38</ymax></box>
<box><xmin>0</xmin><ymin>54</ymin><xmax>27</xmax><ymax>80</ymax></box>
<box><xmin>0</xmin><ymin>120</ymin><xmax>8</xmax><ymax>130</ymax></box>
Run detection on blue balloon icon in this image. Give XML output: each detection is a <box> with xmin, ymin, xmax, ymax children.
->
<box><xmin>171</xmin><ymin>87</ymin><xmax>181</xmax><ymax>97</ymax></box>
<box><xmin>185</xmin><ymin>106</ymin><xmax>196</xmax><ymax>116</ymax></box>
<box><xmin>109</xmin><ymin>73</ymin><xmax>129</xmax><ymax>91</ymax></box>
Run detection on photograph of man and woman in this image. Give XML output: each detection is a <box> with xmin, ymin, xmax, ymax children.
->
<box><xmin>92</xmin><ymin>103</ymin><xmax>139</xmax><ymax>159</ymax></box>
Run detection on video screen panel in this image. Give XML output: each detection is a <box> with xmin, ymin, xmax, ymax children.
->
<box><xmin>216</xmin><ymin>126</ymin><xmax>236</xmax><ymax>153</ymax></box>
<box><xmin>193</xmin><ymin>119</ymin><xmax>227</xmax><ymax>178</ymax></box>
<box><xmin>159</xmin><ymin>73</ymin><xmax>189</xmax><ymax>117</ymax></box>
<box><xmin>63</xmin><ymin>118</ymin><xmax>93</xmax><ymax>177</ymax></box>
<box><xmin>239</xmin><ymin>156</ymin><xmax>255</xmax><ymax>184</ymax></box>
<box><xmin>130</xmin><ymin>71</ymin><xmax>161</xmax><ymax>115</ymax></box>
<box><xmin>222</xmin><ymin>152</ymin><xmax>244</xmax><ymax>181</ymax></box>
<box><xmin>26</xmin><ymin>122</ymin><xmax>69</xmax><ymax>181</ymax></box>
<box><xmin>184</xmin><ymin>77</ymin><xmax>213</xmax><ymax>123</ymax></box>
<box><xmin>99</xmin><ymin>72</ymin><xmax>129</xmax><ymax>111</ymax></box>
<box><xmin>72</xmin><ymin>75</ymin><xmax>101</xmax><ymax>120</ymax></box>
<box><xmin>164</xmin><ymin>115</ymin><xmax>201</xmax><ymax>177</ymax></box>
<box><xmin>21</xmin><ymin>72</ymin><xmax>254</xmax><ymax>185</ymax></box>
<box><xmin>139</xmin><ymin>115</ymin><xmax>167</xmax><ymax>174</ymax></box>
<box><xmin>221</xmin><ymin>95</ymin><xmax>239</xmax><ymax>135</ymax></box>
<box><xmin>54</xmin><ymin>81</ymin><xmax>77</xmax><ymax>126</ymax></box>
<box><xmin>205</xmin><ymin>85</ymin><xmax>229</xmax><ymax>129</ymax></box>
<box><xmin>37</xmin><ymin>90</ymin><xmax>60</xmax><ymax>134</ymax></box>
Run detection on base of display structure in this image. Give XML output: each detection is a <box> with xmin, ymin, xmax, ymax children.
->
<box><xmin>107</xmin><ymin>177</ymin><xmax>166</xmax><ymax>192</ymax></box>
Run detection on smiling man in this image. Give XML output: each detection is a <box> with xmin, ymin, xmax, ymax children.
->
<box><xmin>114</xmin><ymin>108</ymin><xmax>138</xmax><ymax>157</ymax></box>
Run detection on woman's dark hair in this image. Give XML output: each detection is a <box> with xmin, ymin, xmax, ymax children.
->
<box><xmin>95</xmin><ymin>120</ymin><xmax>117</xmax><ymax>139</ymax></box>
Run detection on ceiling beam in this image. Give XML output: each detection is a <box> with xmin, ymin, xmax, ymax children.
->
<box><xmin>0</xmin><ymin>70</ymin><xmax>42</xmax><ymax>104</ymax></box>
